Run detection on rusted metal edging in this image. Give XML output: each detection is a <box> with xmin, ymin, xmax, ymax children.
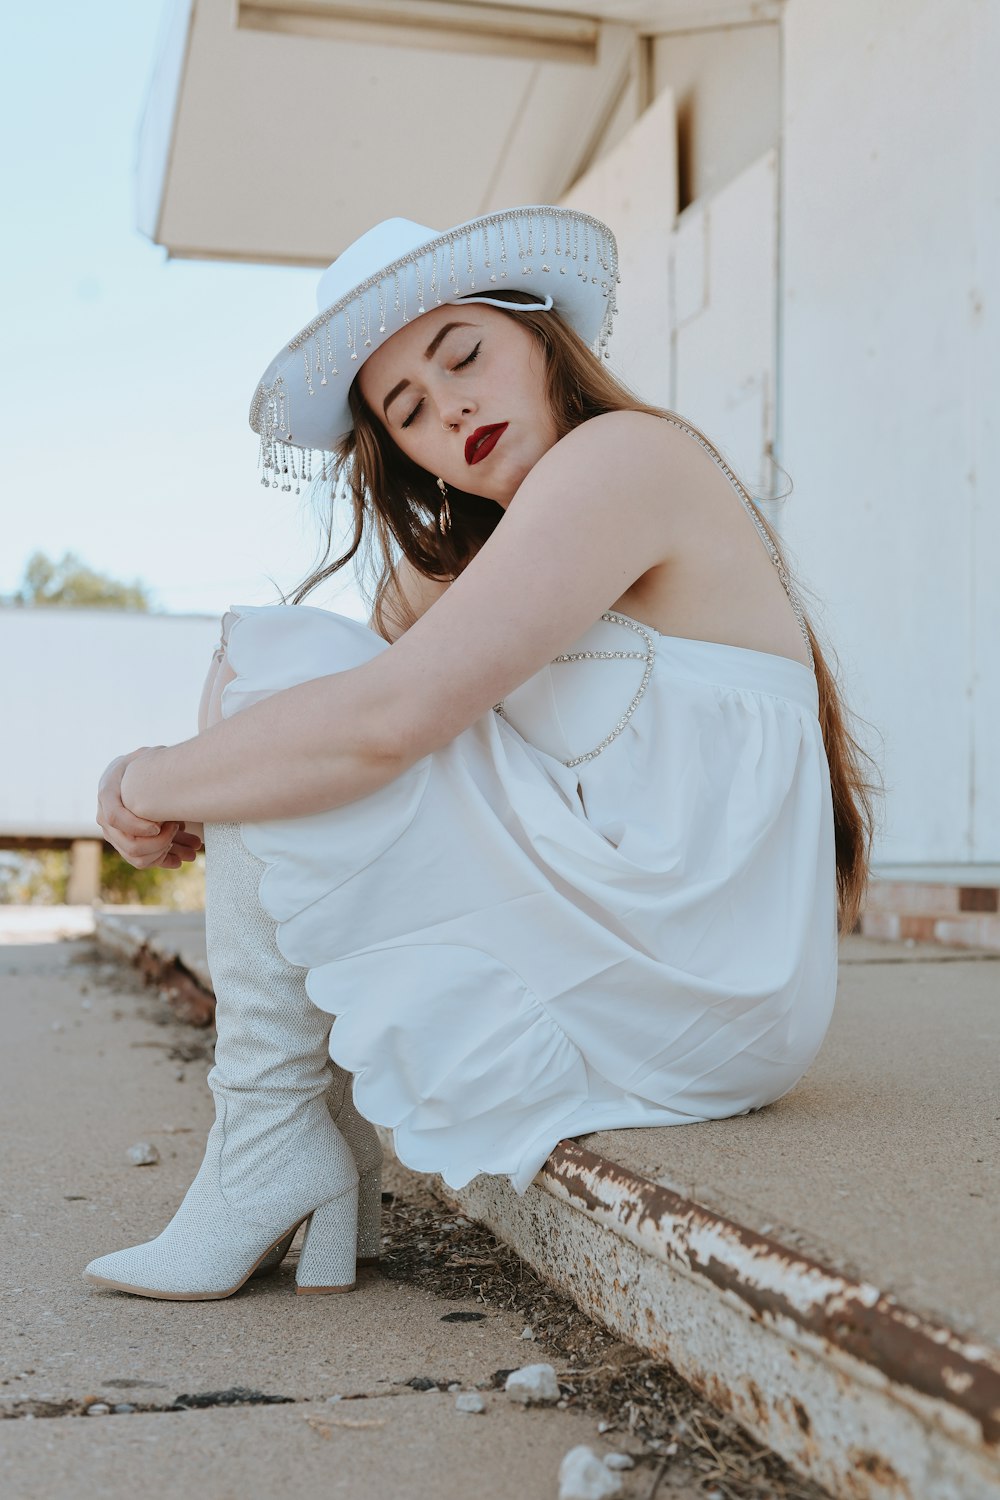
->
<box><xmin>543</xmin><ymin>1141</ymin><xmax>1000</xmax><ymax>1448</ymax></box>
<box><xmin>93</xmin><ymin>911</ymin><xmax>215</xmax><ymax>1026</ymax></box>
<box><xmin>440</xmin><ymin>1140</ymin><xmax>1000</xmax><ymax>1500</ymax></box>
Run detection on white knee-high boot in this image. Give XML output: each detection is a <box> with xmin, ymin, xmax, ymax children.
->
<box><xmin>84</xmin><ymin>822</ymin><xmax>362</xmax><ymax>1300</ymax></box>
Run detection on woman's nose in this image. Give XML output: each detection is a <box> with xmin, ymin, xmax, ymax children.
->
<box><xmin>440</xmin><ymin>396</ymin><xmax>475</xmax><ymax>431</ymax></box>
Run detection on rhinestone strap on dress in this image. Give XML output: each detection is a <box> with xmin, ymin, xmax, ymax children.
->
<box><xmin>659</xmin><ymin>415</ymin><xmax>815</xmax><ymax>673</ymax></box>
<box><xmin>492</xmin><ymin>417</ymin><xmax>815</xmax><ymax>767</ymax></box>
<box><xmin>494</xmin><ymin>610</ymin><xmax>656</xmax><ymax>769</ymax></box>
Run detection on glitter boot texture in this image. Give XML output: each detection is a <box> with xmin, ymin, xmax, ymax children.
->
<box><xmin>83</xmin><ymin>821</ymin><xmax>365</xmax><ymax>1299</ymax></box>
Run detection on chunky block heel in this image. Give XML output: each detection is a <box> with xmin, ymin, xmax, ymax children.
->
<box><xmin>296</xmin><ymin>1183</ymin><xmax>360</xmax><ymax>1294</ymax></box>
<box><xmin>255</xmin><ymin>1160</ymin><xmax>381</xmax><ymax>1276</ymax></box>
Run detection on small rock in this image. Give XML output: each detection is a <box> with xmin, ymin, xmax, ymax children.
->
<box><xmin>455</xmin><ymin>1391</ymin><xmax>485</xmax><ymax>1414</ymax></box>
<box><xmin>325</xmin><ymin>1395</ymin><xmax>343</xmax><ymax>1404</ymax></box>
<box><xmin>407</xmin><ymin>1377</ymin><xmax>437</xmax><ymax>1392</ymax></box>
<box><xmin>520</xmin><ymin>1325</ymin><xmax>535</xmax><ymax>1340</ymax></box>
<box><xmin>504</xmin><ymin>1363</ymin><xmax>560</xmax><ymax>1405</ymax></box>
<box><xmin>447</xmin><ymin>1382</ymin><xmax>461</xmax><ymax>1392</ymax></box>
<box><xmin>112</xmin><ymin>1403</ymin><xmax>135</xmax><ymax>1414</ymax></box>
<box><xmin>558</xmin><ymin>1445</ymin><xmax>622</xmax><ymax>1499</ymax></box>
<box><xmin>603</xmin><ymin>1453</ymin><xmax>634</xmax><ymax>1471</ymax></box>
<box><xmin>85</xmin><ymin>1404</ymin><xmax>111</xmax><ymax>1417</ymax></box>
<box><xmin>597</xmin><ymin>1421</ymin><xmax>612</xmax><ymax>1433</ymax></box>
<box><xmin>126</xmin><ymin>1142</ymin><xmax>160</xmax><ymax>1167</ymax></box>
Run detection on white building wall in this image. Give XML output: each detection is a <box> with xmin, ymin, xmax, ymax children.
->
<box><xmin>779</xmin><ymin>0</ymin><xmax>999</xmax><ymax>865</ymax></box>
<box><xmin>0</xmin><ymin>609</ymin><xmax>221</xmax><ymax>839</ymax></box>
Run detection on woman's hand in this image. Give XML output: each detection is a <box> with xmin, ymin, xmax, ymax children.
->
<box><xmin>97</xmin><ymin>748</ymin><xmax>203</xmax><ymax>870</ymax></box>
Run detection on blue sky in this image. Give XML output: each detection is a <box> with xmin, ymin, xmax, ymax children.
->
<box><xmin>2</xmin><ymin>0</ymin><xmax>365</xmax><ymax>620</ymax></box>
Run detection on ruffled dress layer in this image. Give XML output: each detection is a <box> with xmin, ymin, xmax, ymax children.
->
<box><xmin>220</xmin><ymin>603</ymin><xmax>838</xmax><ymax>1195</ymax></box>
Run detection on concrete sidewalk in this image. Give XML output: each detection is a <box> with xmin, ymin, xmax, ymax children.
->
<box><xmin>2</xmin><ymin>937</ymin><xmax>706</xmax><ymax>1500</ymax></box>
<box><xmin>90</xmin><ymin>908</ymin><xmax>1000</xmax><ymax>1499</ymax></box>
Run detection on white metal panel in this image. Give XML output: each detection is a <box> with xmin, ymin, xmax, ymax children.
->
<box><xmin>780</xmin><ymin>0</ymin><xmax>996</xmax><ymax>864</ymax></box>
<box><xmin>651</xmin><ymin>24</ymin><xmax>780</xmax><ymax>206</ymax></box>
<box><xmin>560</xmin><ymin>87</ymin><xmax>678</xmax><ymax>408</ymax></box>
<box><xmin>668</xmin><ymin>149</ymin><xmax>779</xmax><ymax>497</ymax></box>
<box><xmin>0</xmin><ymin>610</ymin><xmax>221</xmax><ymax>840</ymax></box>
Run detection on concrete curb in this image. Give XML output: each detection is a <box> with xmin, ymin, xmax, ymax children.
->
<box><xmin>93</xmin><ymin>909</ymin><xmax>215</xmax><ymax>1025</ymax></box>
<box><xmin>435</xmin><ymin>1142</ymin><xmax>1000</xmax><ymax>1500</ymax></box>
<box><xmin>93</xmin><ymin>911</ymin><xmax>1000</xmax><ymax>1499</ymax></box>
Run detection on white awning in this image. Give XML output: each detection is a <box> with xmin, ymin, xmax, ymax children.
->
<box><xmin>137</xmin><ymin>0</ymin><xmax>777</xmax><ymax>264</ymax></box>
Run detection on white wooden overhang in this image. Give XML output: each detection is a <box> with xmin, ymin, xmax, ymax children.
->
<box><xmin>137</xmin><ymin>0</ymin><xmax>781</xmax><ymax>265</ymax></box>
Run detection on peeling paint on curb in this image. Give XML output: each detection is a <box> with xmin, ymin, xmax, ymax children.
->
<box><xmin>441</xmin><ymin>1143</ymin><xmax>1000</xmax><ymax>1500</ymax></box>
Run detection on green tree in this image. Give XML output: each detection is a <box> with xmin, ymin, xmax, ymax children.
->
<box><xmin>8</xmin><ymin>550</ymin><xmax>154</xmax><ymax>610</ymax></box>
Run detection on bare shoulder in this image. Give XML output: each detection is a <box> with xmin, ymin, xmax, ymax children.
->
<box><xmin>538</xmin><ymin>409</ymin><xmax>700</xmax><ymax>493</ymax></box>
<box><xmin>516</xmin><ymin>409</ymin><xmax>699</xmax><ymax>557</ymax></box>
<box><xmin>565</xmin><ymin>408</ymin><xmax>672</xmax><ymax>444</ymax></box>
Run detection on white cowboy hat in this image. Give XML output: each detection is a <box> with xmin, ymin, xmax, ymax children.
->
<box><xmin>249</xmin><ymin>204</ymin><xmax>619</xmax><ymax>488</ymax></box>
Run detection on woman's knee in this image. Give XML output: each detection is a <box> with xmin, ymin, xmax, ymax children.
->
<box><xmin>204</xmin><ymin>651</ymin><xmax>237</xmax><ymax>730</ymax></box>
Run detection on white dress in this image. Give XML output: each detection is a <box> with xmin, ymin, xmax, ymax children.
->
<box><xmin>219</xmin><ymin>507</ymin><xmax>838</xmax><ymax>1197</ymax></box>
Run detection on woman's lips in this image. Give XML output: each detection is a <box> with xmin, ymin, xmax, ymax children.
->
<box><xmin>465</xmin><ymin>423</ymin><xmax>508</xmax><ymax>465</ymax></box>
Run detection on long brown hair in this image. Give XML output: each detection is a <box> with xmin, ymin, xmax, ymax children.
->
<box><xmin>289</xmin><ymin>292</ymin><xmax>880</xmax><ymax>933</ymax></box>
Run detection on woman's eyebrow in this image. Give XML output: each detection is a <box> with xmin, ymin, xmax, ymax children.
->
<box><xmin>382</xmin><ymin>322</ymin><xmax>475</xmax><ymax>418</ymax></box>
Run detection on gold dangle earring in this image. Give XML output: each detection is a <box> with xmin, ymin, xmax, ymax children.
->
<box><xmin>436</xmin><ymin>476</ymin><xmax>452</xmax><ymax>536</ymax></box>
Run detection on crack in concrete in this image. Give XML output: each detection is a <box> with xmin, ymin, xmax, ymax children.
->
<box><xmin>0</xmin><ymin>1382</ymin><xmax>486</xmax><ymax>1422</ymax></box>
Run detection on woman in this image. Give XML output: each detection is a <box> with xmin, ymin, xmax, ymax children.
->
<box><xmin>86</xmin><ymin>206</ymin><xmax>876</xmax><ymax>1301</ymax></box>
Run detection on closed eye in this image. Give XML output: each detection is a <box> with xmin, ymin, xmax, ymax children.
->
<box><xmin>455</xmin><ymin>341</ymin><xmax>481</xmax><ymax>371</ymax></box>
<box><xmin>401</xmin><ymin>341</ymin><xmax>482</xmax><ymax>429</ymax></box>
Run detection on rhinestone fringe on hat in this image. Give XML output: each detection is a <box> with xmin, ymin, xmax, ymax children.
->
<box><xmin>250</xmin><ymin>207</ymin><xmax>620</xmax><ymax>491</ymax></box>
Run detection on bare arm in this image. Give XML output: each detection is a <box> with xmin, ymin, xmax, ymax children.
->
<box><xmin>370</xmin><ymin>556</ymin><xmax>453</xmax><ymax>642</ymax></box>
<box><xmin>119</xmin><ymin>412</ymin><xmax>681</xmax><ymax>824</ymax></box>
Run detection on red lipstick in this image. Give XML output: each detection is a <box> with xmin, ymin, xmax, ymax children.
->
<box><xmin>465</xmin><ymin>423</ymin><xmax>508</xmax><ymax>465</ymax></box>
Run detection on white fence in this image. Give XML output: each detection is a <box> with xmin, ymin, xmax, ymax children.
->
<box><xmin>0</xmin><ymin>607</ymin><xmax>222</xmax><ymax>840</ymax></box>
